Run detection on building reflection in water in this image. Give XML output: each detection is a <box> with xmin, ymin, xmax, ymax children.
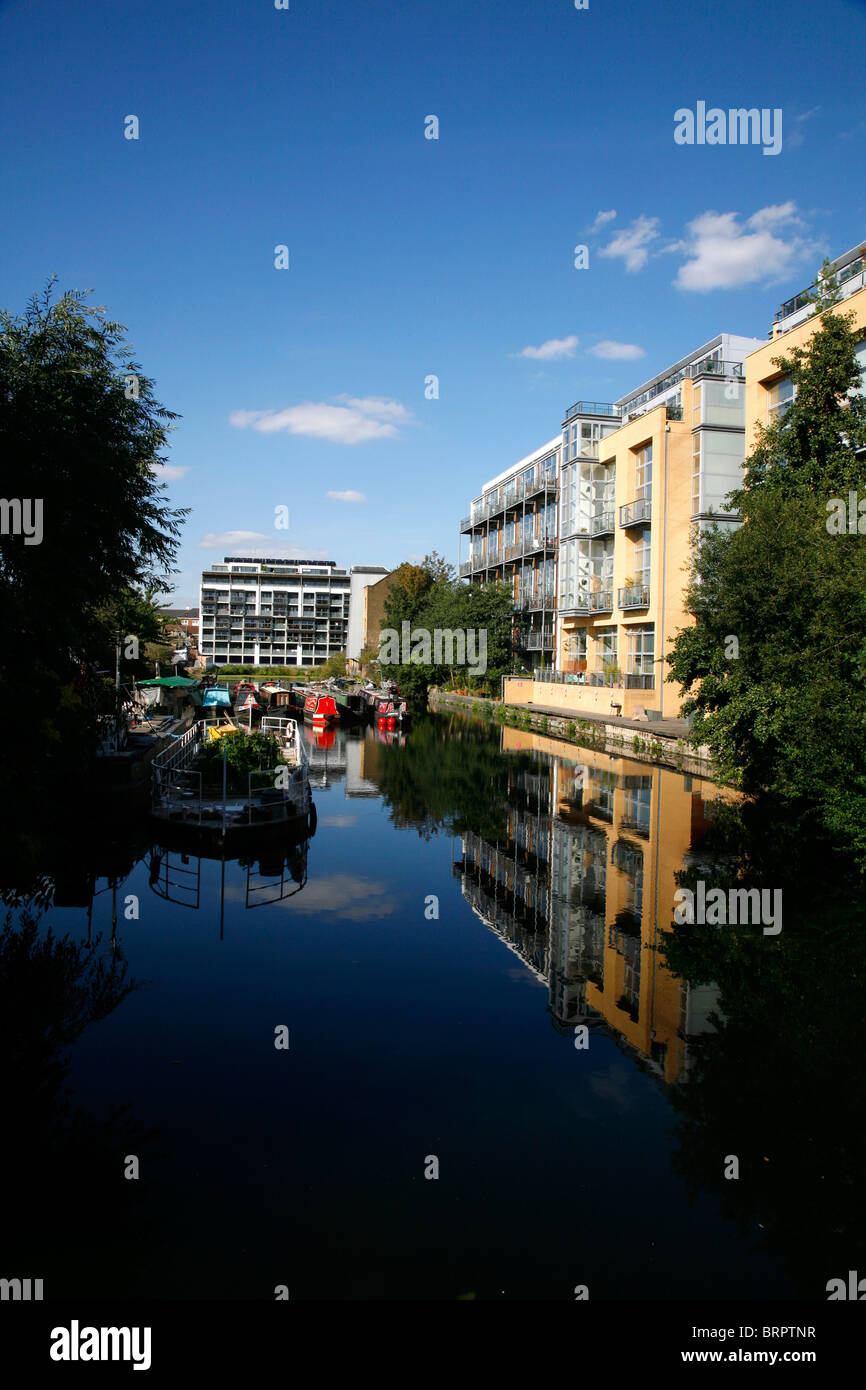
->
<box><xmin>452</xmin><ymin>726</ymin><xmax>733</xmax><ymax>1084</ymax></box>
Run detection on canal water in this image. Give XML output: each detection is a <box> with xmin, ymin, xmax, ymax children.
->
<box><xmin>2</xmin><ymin>712</ymin><xmax>862</xmax><ymax>1301</ymax></box>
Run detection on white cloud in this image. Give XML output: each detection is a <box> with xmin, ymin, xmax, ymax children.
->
<box><xmin>326</xmin><ymin>489</ymin><xmax>366</xmax><ymax>503</ymax></box>
<box><xmin>150</xmin><ymin>463</ymin><xmax>189</xmax><ymax>481</ymax></box>
<box><xmin>673</xmin><ymin>205</ymin><xmax>811</xmax><ymax>291</ymax></box>
<box><xmin>588</xmin><ymin>340</ymin><xmax>645</xmax><ymax>361</ymax></box>
<box><xmin>598</xmin><ymin>216</ymin><xmax>660</xmax><ymax>272</ymax></box>
<box><xmin>229</xmin><ymin>396</ymin><xmax>410</xmax><ymax>445</ymax></box>
<box><xmin>196</xmin><ymin>531</ymin><xmax>328</xmax><ymax>558</ymax></box>
<box><xmin>336</xmin><ymin>395</ymin><xmax>410</xmax><ymax>422</ymax></box>
<box><xmin>516</xmin><ymin>335</ymin><xmax>579</xmax><ymax>361</ymax></box>
<box><xmin>282</xmin><ymin>874</ymin><xmax>396</xmax><ymax>920</ymax></box>
<box><xmin>590</xmin><ymin>209</ymin><xmax>617</xmax><ymax>233</ymax></box>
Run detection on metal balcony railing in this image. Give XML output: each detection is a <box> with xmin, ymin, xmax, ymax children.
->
<box><xmin>624</xmin><ymin>672</ymin><xmax>655</xmax><ymax>689</ymax></box>
<box><xmin>590</xmin><ymin>508</ymin><xmax>615</xmax><ymax>537</ymax></box>
<box><xmin>523</xmin><ymin>531</ymin><xmax>558</xmax><ymax>555</ymax></box>
<box><xmin>620</xmin><ymin>498</ymin><xmax>652</xmax><ymax>527</ymax></box>
<box><xmin>619</xmin><ymin>584</ymin><xmax>650</xmax><ymax>610</ymax></box>
<box><xmin>775</xmin><ymin>257</ymin><xmax>866</xmax><ymax>322</ymax></box>
<box><xmin>525</xmin><ymin>632</ymin><xmax>555</xmax><ymax>650</ymax></box>
<box><xmin>589</xmin><ymin>590</ymin><xmax>613</xmax><ymax>612</ymax></box>
<box><xmin>459</xmin><ymin>560</ymin><xmax>472</xmax><ymax>577</ymax></box>
<box><xmin>563</xmin><ymin>400</ymin><xmax>620</xmax><ymax>423</ymax></box>
<box><xmin>469</xmin><ymin>471</ymin><xmax>558</xmax><ymax>525</ymax></box>
<box><xmin>619</xmin><ymin>359</ymin><xmax>746</xmax><ymax>421</ymax></box>
<box><xmin>516</xmin><ymin>591</ymin><xmax>556</xmax><ymax>612</ymax></box>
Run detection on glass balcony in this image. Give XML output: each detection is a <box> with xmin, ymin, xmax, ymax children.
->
<box><xmin>620</xmin><ymin>498</ymin><xmax>652</xmax><ymax>528</ymax></box>
<box><xmin>589</xmin><ymin>590</ymin><xmax>613</xmax><ymax>612</ymax></box>
<box><xmin>515</xmin><ymin>590</ymin><xmax>556</xmax><ymax>612</ymax></box>
<box><xmin>459</xmin><ymin>515</ymin><xmax>472</xmax><ymax>533</ymax></box>
<box><xmin>619</xmin><ymin>585</ymin><xmax>650</xmax><ymax>609</ymax></box>
<box><xmin>590</xmin><ymin>508</ymin><xmax>615</xmax><ymax>538</ymax></box>
<box><xmin>563</xmin><ymin>400</ymin><xmax>620</xmax><ymax>423</ymax></box>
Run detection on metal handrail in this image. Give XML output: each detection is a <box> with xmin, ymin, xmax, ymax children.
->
<box><xmin>619</xmin><ymin>498</ymin><xmax>652</xmax><ymax>528</ymax></box>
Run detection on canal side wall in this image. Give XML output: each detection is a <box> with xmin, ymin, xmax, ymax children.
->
<box><xmin>504</xmin><ymin>676</ymin><xmax>659</xmax><ymax>721</ymax></box>
<box><xmin>428</xmin><ymin>691</ymin><xmax>715</xmax><ymax>777</ymax></box>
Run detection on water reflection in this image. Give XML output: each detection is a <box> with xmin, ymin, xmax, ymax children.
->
<box><xmin>2</xmin><ymin>715</ymin><xmax>863</xmax><ymax>1299</ymax></box>
<box><xmin>374</xmin><ymin>712</ymin><xmax>866</xmax><ymax>1292</ymax></box>
<box><xmin>446</xmin><ymin>724</ymin><xmax>727</xmax><ymax>1083</ymax></box>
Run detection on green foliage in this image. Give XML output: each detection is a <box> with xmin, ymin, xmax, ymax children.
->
<box><xmin>379</xmin><ymin>564</ymin><xmax>515</xmax><ymax>703</ymax></box>
<box><xmin>0</xmin><ymin>283</ymin><xmax>187</xmax><ymax>811</ymax></box>
<box><xmin>806</xmin><ymin>256</ymin><xmax>844</xmax><ymax>313</ymax></box>
<box><xmin>733</xmin><ymin>306</ymin><xmax>866</xmax><ymax>503</ymax></box>
<box><xmin>667</xmin><ymin>302</ymin><xmax>866</xmax><ymax>863</ymax></box>
<box><xmin>374</xmin><ymin>714</ymin><xmax>525</xmax><ymax>842</ymax></box>
<box><xmin>659</xmin><ymin>797</ymin><xmax>866</xmax><ymax>1281</ymax></box>
<box><xmin>196</xmin><ymin>731</ymin><xmax>282</xmax><ymax>791</ymax></box>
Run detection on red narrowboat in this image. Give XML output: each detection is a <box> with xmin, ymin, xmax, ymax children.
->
<box><xmin>303</xmin><ymin>691</ymin><xmax>338</xmax><ymax>725</ymax></box>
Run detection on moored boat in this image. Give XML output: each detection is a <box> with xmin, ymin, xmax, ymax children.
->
<box><xmin>149</xmin><ymin>716</ymin><xmax>314</xmax><ymax>851</ymax></box>
<box><xmin>303</xmin><ymin>690</ymin><xmax>339</xmax><ymax>725</ymax></box>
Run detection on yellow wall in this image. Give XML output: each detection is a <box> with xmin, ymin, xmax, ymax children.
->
<box><xmin>503</xmin><ymin>675</ymin><xmax>655</xmax><ymax>719</ymax></box>
<box><xmin>499</xmin><ymin>725</ymin><xmax>738</xmax><ymax>1083</ymax></box>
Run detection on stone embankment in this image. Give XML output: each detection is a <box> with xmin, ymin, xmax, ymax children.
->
<box><xmin>428</xmin><ymin>691</ymin><xmax>715</xmax><ymax>776</ymax></box>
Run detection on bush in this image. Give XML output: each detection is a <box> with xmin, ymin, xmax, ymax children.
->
<box><xmin>196</xmin><ymin>731</ymin><xmax>282</xmax><ymax>791</ymax></box>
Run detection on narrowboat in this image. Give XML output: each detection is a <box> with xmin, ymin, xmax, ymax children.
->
<box><xmin>202</xmin><ymin>685</ymin><xmax>232</xmax><ymax>712</ymax></box>
<box><xmin>364</xmin><ymin>690</ymin><xmax>410</xmax><ymax>724</ymax></box>
<box><xmin>303</xmin><ymin>690</ymin><xmax>339</xmax><ymax>725</ymax></box>
<box><xmin>149</xmin><ymin>716</ymin><xmax>314</xmax><ymax>852</ymax></box>
<box><xmin>330</xmin><ymin>688</ymin><xmax>366</xmax><ymax>727</ymax></box>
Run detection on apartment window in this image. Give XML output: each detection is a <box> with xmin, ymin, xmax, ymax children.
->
<box><xmin>595</xmin><ymin>627</ymin><xmax>617</xmax><ymax>666</ymax></box>
<box><xmin>635</xmin><ymin>442</ymin><xmax>652</xmax><ymax>501</ymax></box>
<box><xmin>767</xmin><ymin>376</ymin><xmax>795</xmax><ymax>423</ymax></box>
<box><xmin>692</xmin><ymin>433</ymin><xmax>701</xmax><ymax>515</ymax></box>
<box><xmin>564</xmin><ymin>628</ymin><xmax>587</xmax><ymax>673</ymax></box>
<box><xmin>623</xmin><ymin>780</ymin><xmax>652</xmax><ymax>835</ymax></box>
<box><xmin>593</xmin><ymin>461</ymin><xmax>615</xmax><ymax>512</ymax></box>
<box><xmin>627</xmin><ymin>624</ymin><xmax>655</xmax><ymax>675</ymax></box>
<box><xmin>591</xmin><ymin>536</ymin><xmax>614</xmax><ymax>589</ymax></box>
<box><xmin>633</xmin><ymin>526</ymin><xmax>651</xmax><ymax>587</ymax></box>
<box><xmin>852</xmin><ymin>340</ymin><xmax>866</xmax><ymax>398</ymax></box>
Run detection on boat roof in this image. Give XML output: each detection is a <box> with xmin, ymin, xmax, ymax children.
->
<box><xmin>137</xmin><ymin>676</ymin><xmax>198</xmax><ymax>687</ymax></box>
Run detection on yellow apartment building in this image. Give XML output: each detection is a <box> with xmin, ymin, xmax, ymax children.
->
<box><xmin>452</xmin><ymin>723</ymin><xmax>738</xmax><ymax>1085</ymax></box>
<box><xmin>502</xmin><ymin>334</ymin><xmax>761</xmax><ymax>719</ymax></box>
<box><xmin>465</xmin><ymin>243</ymin><xmax>866</xmax><ymax>722</ymax></box>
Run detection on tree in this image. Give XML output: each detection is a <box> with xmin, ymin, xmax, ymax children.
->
<box><xmin>734</xmin><ymin>303</ymin><xmax>866</xmax><ymax>502</ymax></box>
<box><xmin>667</xmin><ymin>301</ymin><xmax>866</xmax><ymax>863</ymax></box>
<box><xmin>420</xmin><ymin>550</ymin><xmax>455</xmax><ymax>584</ymax></box>
<box><xmin>378</xmin><ymin>563</ymin><xmax>514</xmax><ymax>702</ymax></box>
<box><xmin>0</xmin><ymin>283</ymin><xmax>188</xmax><ymax>803</ymax></box>
<box><xmin>806</xmin><ymin>256</ymin><xmax>844</xmax><ymax>313</ymax></box>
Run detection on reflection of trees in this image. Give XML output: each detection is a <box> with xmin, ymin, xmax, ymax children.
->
<box><xmin>374</xmin><ymin>714</ymin><xmax>523</xmax><ymax>841</ymax></box>
<box><xmin>661</xmin><ymin>797</ymin><xmax>866</xmax><ymax>1294</ymax></box>
<box><xmin>0</xmin><ymin>909</ymin><xmax>154</xmax><ymax>1290</ymax></box>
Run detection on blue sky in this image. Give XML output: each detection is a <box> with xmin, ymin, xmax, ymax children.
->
<box><xmin>2</xmin><ymin>0</ymin><xmax>864</xmax><ymax>604</ymax></box>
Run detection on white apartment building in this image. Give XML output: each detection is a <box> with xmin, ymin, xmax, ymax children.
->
<box><xmin>199</xmin><ymin>557</ymin><xmax>353</xmax><ymax>668</ymax></box>
<box><xmin>458</xmin><ymin>436</ymin><xmax>563</xmax><ymax>671</ymax></box>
